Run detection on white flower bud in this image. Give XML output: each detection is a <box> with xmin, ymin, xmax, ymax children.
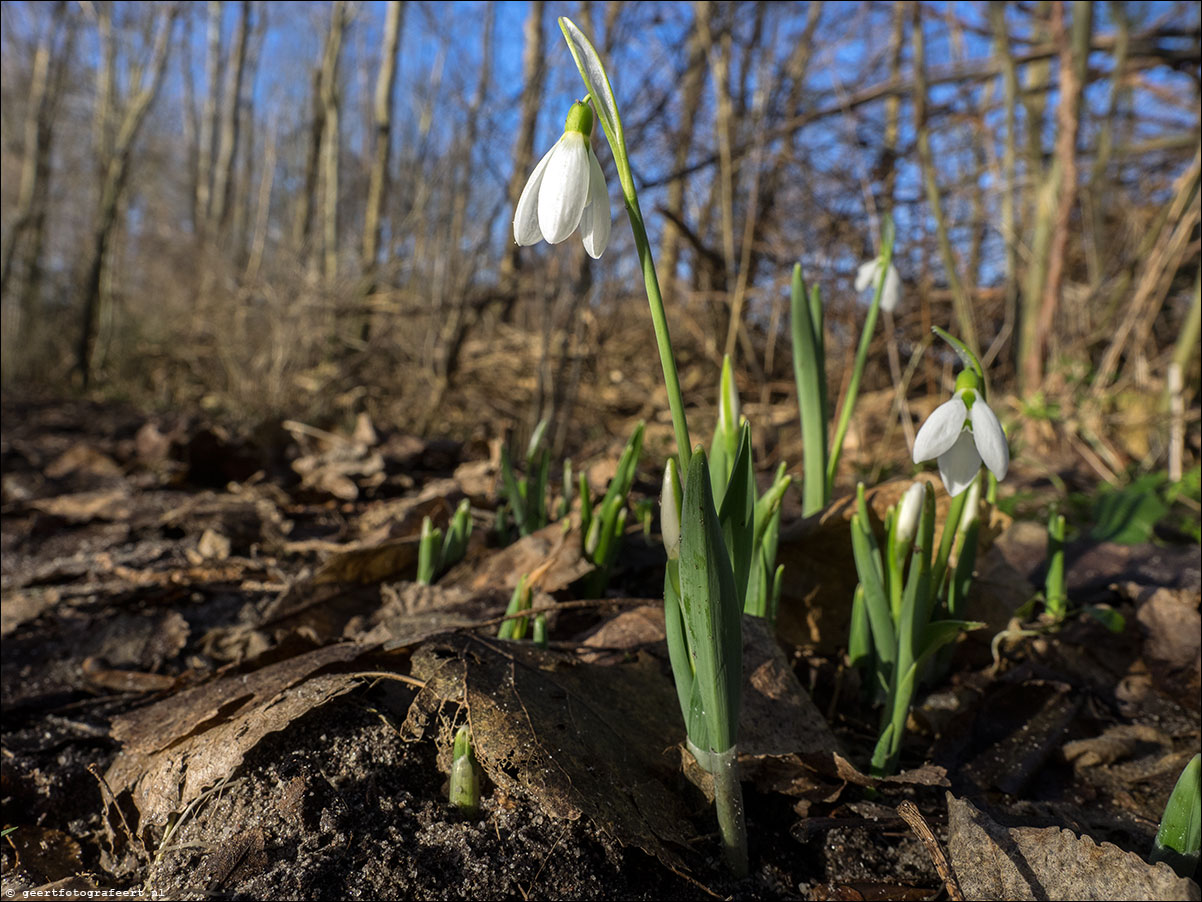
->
<box><xmin>660</xmin><ymin>458</ymin><xmax>682</xmax><ymax>559</ymax></box>
<box><xmin>895</xmin><ymin>482</ymin><xmax>926</xmax><ymax>547</ymax></box>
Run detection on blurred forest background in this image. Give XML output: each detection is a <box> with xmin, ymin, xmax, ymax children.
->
<box><xmin>1</xmin><ymin>0</ymin><xmax>1199</xmax><ymax>483</ymax></box>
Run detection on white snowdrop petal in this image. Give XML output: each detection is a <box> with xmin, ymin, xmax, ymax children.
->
<box><xmin>580</xmin><ymin>148</ymin><xmax>610</xmax><ymax>259</ymax></box>
<box><xmin>855</xmin><ymin>260</ymin><xmax>879</xmax><ymax>293</ymax></box>
<box><xmin>912</xmin><ymin>397</ymin><xmax>968</xmax><ymax>463</ymax></box>
<box><xmin>937</xmin><ymin>431</ymin><xmax>983</xmax><ymax>497</ymax></box>
<box><xmin>538</xmin><ymin>134</ymin><xmax>590</xmax><ymax>244</ymax></box>
<box><xmin>514</xmin><ymin>144</ymin><xmax>556</xmax><ymax>246</ymax></box>
<box><xmin>970</xmin><ymin>400</ymin><xmax>1010</xmax><ymax>480</ymax></box>
<box><xmin>881</xmin><ymin>264</ymin><xmax>902</xmax><ymax>313</ymax></box>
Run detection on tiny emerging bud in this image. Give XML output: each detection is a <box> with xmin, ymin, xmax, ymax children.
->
<box><xmin>717</xmin><ymin>354</ymin><xmax>740</xmax><ymax>439</ymax></box>
<box><xmin>660</xmin><ymin>457</ymin><xmax>682</xmax><ymax>559</ymax></box>
<box><xmin>449</xmin><ymin>724</ymin><xmax>481</xmax><ymax>815</ymax></box>
<box><xmin>894</xmin><ymin>482</ymin><xmax>927</xmax><ymax>548</ymax></box>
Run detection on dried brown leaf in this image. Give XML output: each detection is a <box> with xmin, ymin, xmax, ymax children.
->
<box><xmin>947</xmin><ymin>794</ymin><xmax>1200</xmax><ymax>901</ymax></box>
<box><xmin>404</xmin><ymin>634</ymin><xmax>697</xmax><ymax>870</ymax></box>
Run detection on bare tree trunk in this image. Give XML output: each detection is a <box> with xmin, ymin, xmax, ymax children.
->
<box><xmin>1016</xmin><ymin>1</ymin><xmax>1053</xmax><ymax>394</ymax></box>
<box><xmin>180</xmin><ymin>12</ymin><xmax>200</xmax><ymax>233</ymax></box>
<box><xmin>702</xmin><ymin>7</ymin><xmax>735</xmax><ymax>319</ymax></box>
<box><xmin>195</xmin><ymin>0</ymin><xmax>220</xmax><ymax>237</ymax></box>
<box><xmin>419</xmin><ymin>2</ymin><xmax>496</xmax><ymax>432</ymax></box>
<box><xmin>912</xmin><ymin>0</ymin><xmax>978</xmax><ymax>353</ymax></box>
<box><xmin>881</xmin><ymin>1</ymin><xmax>905</xmax><ymax>218</ymax></box>
<box><xmin>984</xmin><ymin>1</ymin><xmax>1019</xmax><ymax>370</ymax></box>
<box><xmin>320</xmin><ymin>1</ymin><xmax>346</xmax><ymax>284</ymax></box>
<box><xmin>361</xmin><ymin>0</ymin><xmax>404</xmax><ymax>303</ymax></box>
<box><xmin>1</xmin><ymin>1</ymin><xmax>74</xmax><ymax>367</ymax></box>
<box><xmin>209</xmin><ymin>0</ymin><xmax>250</xmax><ymax>238</ymax></box>
<box><xmin>0</xmin><ymin>15</ymin><xmax>52</xmax><ymax>301</ymax></box>
<box><xmin>1084</xmin><ymin>0</ymin><xmax>1131</xmax><ymax>291</ymax></box>
<box><xmin>499</xmin><ymin>0</ymin><xmax>545</xmax><ymax>308</ymax></box>
<box><xmin>292</xmin><ymin>65</ymin><xmax>325</xmax><ymax>255</ymax></box>
<box><xmin>1027</xmin><ymin>2</ymin><xmax>1092</xmax><ymax>391</ymax></box>
<box><xmin>231</xmin><ymin>4</ymin><xmax>266</xmax><ymax>268</ymax></box>
<box><xmin>245</xmin><ymin>112</ymin><xmax>278</xmax><ymax>283</ymax></box>
<box><xmin>658</xmin><ymin>2</ymin><xmax>710</xmax><ymax>295</ymax></box>
<box><xmin>76</xmin><ymin>4</ymin><xmax>176</xmax><ymax>387</ymax></box>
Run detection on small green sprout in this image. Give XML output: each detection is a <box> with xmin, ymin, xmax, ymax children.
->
<box><xmin>497</xmin><ymin>574</ymin><xmax>532</xmax><ymax>641</ymax></box>
<box><xmin>532</xmin><ymin>613</ymin><xmax>548</xmax><ymax>649</ymax></box>
<box><xmin>580</xmin><ymin>421</ymin><xmax>643</xmax><ymax>597</ymax></box>
<box><xmin>449</xmin><ymin>724</ymin><xmax>481</xmax><ymax>815</ymax></box>
<box><xmin>558</xmin><ymin>459</ymin><xmax>574</xmax><ymax>523</ymax></box>
<box><xmin>498</xmin><ymin>418</ymin><xmax>552</xmax><ymax>539</ymax></box>
<box><xmin>1153</xmin><ymin>753</ymin><xmax>1200</xmax><ymax>879</ymax></box>
<box><xmin>1044</xmin><ymin>507</ymin><xmax>1068</xmax><ymax>620</ymax></box>
<box><xmin>417</xmin><ymin>499</ymin><xmax>473</xmax><ymax>585</ymax></box>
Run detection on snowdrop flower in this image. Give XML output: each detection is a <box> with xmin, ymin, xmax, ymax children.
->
<box><xmin>912</xmin><ymin>370</ymin><xmax>1008</xmax><ymax>497</ymax></box>
<box><xmin>513</xmin><ymin>101</ymin><xmax>610</xmax><ymax>259</ymax></box>
<box><xmin>855</xmin><ymin>258</ymin><xmax>901</xmax><ymax>313</ymax></box>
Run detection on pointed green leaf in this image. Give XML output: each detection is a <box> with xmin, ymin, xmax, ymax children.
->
<box><xmin>719</xmin><ymin>423</ymin><xmax>755</xmax><ymax>610</ymax></box>
<box><xmin>499</xmin><ymin>445</ymin><xmax>528</xmax><ymax>536</ymax></box>
<box><xmin>1153</xmin><ymin>753</ymin><xmax>1201</xmax><ymax>878</ymax></box>
<box><xmin>679</xmin><ymin>447</ymin><xmax>742</xmax><ymax>756</ymax></box>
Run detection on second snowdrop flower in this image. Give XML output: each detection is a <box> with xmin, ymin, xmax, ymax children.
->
<box><xmin>912</xmin><ymin>369</ymin><xmax>1009</xmax><ymax>497</ymax></box>
<box><xmin>855</xmin><ymin>257</ymin><xmax>902</xmax><ymax>314</ymax></box>
<box><xmin>513</xmin><ymin>101</ymin><xmax>610</xmax><ymax>259</ymax></box>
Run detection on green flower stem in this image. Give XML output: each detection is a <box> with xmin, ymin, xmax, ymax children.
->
<box><xmin>711</xmin><ymin>747</ymin><xmax>749</xmax><ymax>877</ymax></box>
<box><xmin>619</xmin><ymin>175</ymin><xmax>691</xmax><ymax>472</ymax></box>
<box><xmin>827</xmin><ymin>229</ymin><xmax>895</xmax><ymax>495</ymax></box>
<box><xmin>558</xmin><ymin>17</ymin><xmax>690</xmax><ymax>472</ymax></box>
<box><xmin>931</xmin><ymin>483</ymin><xmax>970</xmax><ymax>596</ymax></box>
<box><xmin>1045</xmin><ymin>511</ymin><xmax>1067</xmax><ymax>619</ymax></box>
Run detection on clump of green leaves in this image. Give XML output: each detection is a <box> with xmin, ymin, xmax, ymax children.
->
<box><xmin>1088</xmin><ymin>466</ymin><xmax>1202</xmax><ymax>545</ymax></box>
<box><xmin>580</xmin><ymin>421</ymin><xmax>644</xmax><ymax>596</ymax></box>
<box><xmin>497</xmin><ymin>575</ymin><xmax>533</xmax><ymax>640</ymax></box>
<box><xmin>417</xmin><ymin>499</ymin><xmax>473</xmax><ymax>585</ymax></box>
<box><xmin>706</xmin><ymin>356</ymin><xmax>791</xmax><ymax>622</ymax></box>
<box><xmin>497</xmin><ymin>418</ymin><xmax>553</xmax><ymax>541</ymax></box>
<box><xmin>663</xmin><ymin>447</ymin><xmax>747</xmax><ymax>876</ymax></box>
<box><xmin>1152</xmin><ymin>753</ymin><xmax>1200</xmax><ymax>880</ymax></box>
<box><xmin>849</xmin><ymin>480</ymin><xmax>984</xmax><ymax>775</ymax></box>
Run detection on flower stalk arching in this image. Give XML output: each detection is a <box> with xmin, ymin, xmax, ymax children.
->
<box><xmin>558</xmin><ymin>16</ymin><xmax>690</xmax><ymax>473</ymax></box>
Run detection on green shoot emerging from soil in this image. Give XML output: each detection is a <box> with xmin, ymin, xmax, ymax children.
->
<box><xmin>557</xmin><ymin>18</ymin><xmax>747</xmax><ymax>874</ymax></box>
<box><xmin>1153</xmin><ymin>752</ymin><xmax>1201</xmax><ymax>880</ymax></box>
<box><xmin>449</xmin><ymin>725</ymin><xmax>482</xmax><ymax>815</ymax></box>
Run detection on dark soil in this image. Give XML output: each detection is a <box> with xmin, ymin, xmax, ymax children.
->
<box><xmin>2</xmin><ymin>397</ymin><xmax>1198</xmax><ymax>900</ymax></box>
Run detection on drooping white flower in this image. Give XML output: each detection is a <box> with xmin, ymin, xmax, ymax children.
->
<box><xmin>855</xmin><ymin>258</ymin><xmax>901</xmax><ymax>313</ymax></box>
<box><xmin>513</xmin><ymin>101</ymin><xmax>610</xmax><ymax>259</ymax></box>
<box><xmin>912</xmin><ymin>371</ymin><xmax>1008</xmax><ymax>497</ymax></box>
